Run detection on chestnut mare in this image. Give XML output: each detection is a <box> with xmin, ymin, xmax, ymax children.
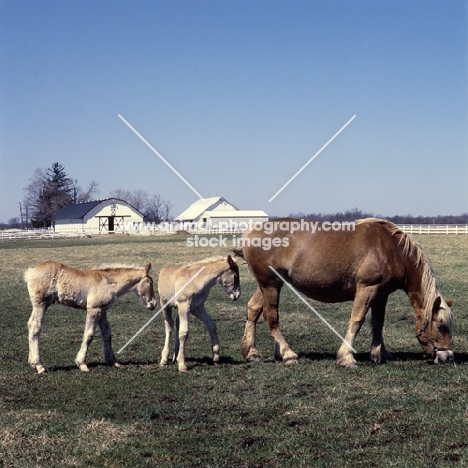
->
<box><xmin>25</xmin><ymin>261</ymin><xmax>157</xmax><ymax>373</ymax></box>
<box><xmin>234</xmin><ymin>218</ymin><xmax>454</xmax><ymax>367</ymax></box>
<box><xmin>158</xmin><ymin>255</ymin><xmax>240</xmax><ymax>371</ymax></box>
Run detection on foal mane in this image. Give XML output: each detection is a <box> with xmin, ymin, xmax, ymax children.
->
<box><xmin>98</xmin><ymin>264</ymin><xmax>146</xmax><ymax>272</ymax></box>
<box><xmin>356</xmin><ymin>218</ymin><xmax>453</xmax><ymax>330</ymax></box>
<box><xmin>185</xmin><ymin>256</ymin><xmax>229</xmax><ymax>267</ymax></box>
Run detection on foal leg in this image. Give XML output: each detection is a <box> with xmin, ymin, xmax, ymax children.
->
<box><xmin>175</xmin><ymin>303</ymin><xmax>190</xmax><ymax>372</ymax></box>
<box><xmin>240</xmin><ymin>287</ymin><xmax>264</xmax><ymax>361</ymax></box>
<box><xmin>262</xmin><ymin>286</ymin><xmax>298</xmax><ymax>364</ymax></box>
<box><xmin>27</xmin><ymin>299</ymin><xmax>51</xmax><ymax>374</ymax></box>
<box><xmin>75</xmin><ymin>308</ymin><xmax>101</xmax><ymax>372</ymax></box>
<box><xmin>336</xmin><ymin>288</ymin><xmax>375</xmax><ymax>368</ymax></box>
<box><xmin>98</xmin><ymin>311</ymin><xmax>120</xmax><ymax>368</ymax></box>
<box><xmin>160</xmin><ymin>305</ymin><xmax>174</xmax><ymax>366</ymax></box>
<box><xmin>370</xmin><ymin>296</ymin><xmax>393</xmax><ymax>364</ymax></box>
<box><xmin>192</xmin><ymin>305</ymin><xmax>220</xmax><ymax>364</ymax></box>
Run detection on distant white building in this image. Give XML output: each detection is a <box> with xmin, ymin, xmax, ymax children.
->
<box><xmin>175</xmin><ymin>196</ymin><xmax>268</xmax><ymax>229</ymax></box>
<box><xmin>51</xmin><ymin>198</ymin><xmax>144</xmax><ymax>234</ymax></box>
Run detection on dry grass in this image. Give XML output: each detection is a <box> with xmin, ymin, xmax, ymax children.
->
<box><xmin>1</xmin><ymin>233</ymin><xmax>468</xmax><ymax>467</ymax></box>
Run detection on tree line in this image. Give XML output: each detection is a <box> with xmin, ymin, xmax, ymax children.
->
<box><xmin>286</xmin><ymin>208</ymin><xmax>468</xmax><ymax>225</ymax></box>
<box><xmin>3</xmin><ymin>162</ymin><xmax>172</xmax><ymax>229</ymax></box>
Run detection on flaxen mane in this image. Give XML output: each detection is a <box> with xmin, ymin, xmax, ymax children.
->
<box><xmin>356</xmin><ymin>218</ymin><xmax>452</xmax><ymax>331</ymax></box>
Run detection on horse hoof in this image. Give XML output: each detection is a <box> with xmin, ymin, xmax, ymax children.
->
<box><xmin>78</xmin><ymin>364</ymin><xmax>90</xmax><ymax>372</ymax></box>
<box><xmin>113</xmin><ymin>362</ymin><xmax>122</xmax><ymax>368</ymax></box>
<box><xmin>36</xmin><ymin>365</ymin><xmax>46</xmax><ymax>374</ymax></box>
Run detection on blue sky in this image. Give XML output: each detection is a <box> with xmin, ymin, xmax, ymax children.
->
<box><xmin>1</xmin><ymin>0</ymin><xmax>467</xmax><ymax>223</ymax></box>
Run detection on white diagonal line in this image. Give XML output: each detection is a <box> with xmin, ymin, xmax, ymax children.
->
<box><xmin>117</xmin><ymin>266</ymin><xmax>206</xmax><ymax>354</ymax></box>
<box><xmin>268</xmin><ymin>115</ymin><xmax>356</xmax><ymax>202</ymax></box>
<box><xmin>268</xmin><ymin>266</ymin><xmax>356</xmax><ymax>352</ymax></box>
<box><xmin>118</xmin><ymin>114</ymin><xmax>206</xmax><ymax>201</ymax></box>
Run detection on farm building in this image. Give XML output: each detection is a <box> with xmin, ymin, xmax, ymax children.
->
<box><xmin>175</xmin><ymin>196</ymin><xmax>268</xmax><ymax>229</ymax></box>
<box><xmin>51</xmin><ymin>198</ymin><xmax>144</xmax><ymax>235</ymax></box>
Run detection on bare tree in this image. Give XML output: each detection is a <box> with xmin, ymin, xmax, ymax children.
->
<box><xmin>129</xmin><ymin>190</ymin><xmax>149</xmax><ymax>212</ymax></box>
<box><xmin>109</xmin><ymin>189</ymin><xmax>172</xmax><ymax>222</ymax></box>
<box><xmin>109</xmin><ymin>189</ymin><xmax>133</xmax><ymax>203</ymax></box>
<box><xmin>22</xmin><ymin>168</ymin><xmax>47</xmax><ymax>227</ymax></box>
<box><xmin>145</xmin><ymin>194</ymin><xmax>173</xmax><ymax>222</ymax></box>
<box><xmin>74</xmin><ymin>180</ymin><xmax>100</xmax><ymax>203</ymax></box>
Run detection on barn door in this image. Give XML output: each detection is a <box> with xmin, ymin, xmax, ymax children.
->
<box><xmin>108</xmin><ymin>217</ymin><xmax>115</xmax><ymax>232</ymax></box>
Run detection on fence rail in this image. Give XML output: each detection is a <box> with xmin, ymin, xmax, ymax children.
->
<box><xmin>0</xmin><ymin>229</ymin><xmax>90</xmax><ymax>242</ymax></box>
<box><xmin>396</xmin><ymin>225</ymin><xmax>468</xmax><ymax>235</ymax></box>
<box><xmin>1</xmin><ymin>224</ymin><xmax>468</xmax><ymax>241</ymax></box>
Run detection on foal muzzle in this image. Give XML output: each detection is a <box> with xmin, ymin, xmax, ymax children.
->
<box><xmin>229</xmin><ymin>289</ymin><xmax>241</xmax><ymax>301</ymax></box>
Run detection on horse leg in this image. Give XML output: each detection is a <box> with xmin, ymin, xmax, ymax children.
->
<box><xmin>262</xmin><ymin>286</ymin><xmax>298</xmax><ymax>364</ymax></box>
<box><xmin>336</xmin><ymin>288</ymin><xmax>375</xmax><ymax>368</ymax></box>
<box><xmin>175</xmin><ymin>303</ymin><xmax>190</xmax><ymax>372</ymax></box>
<box><xmin>160</xmin><ymin>305</ymin><xmax>174</xmax><ymax>366</ymax></box>
<box><xmin>75</xmin><ymin>308</ymin><xmax>101</xmax><ymax>372</ymax></box>
<box><xmin>240</xmin><ymin>286</ymin><xmax>264</xmax><ymax>361</ymax></box>
<box><xmin>98</xmin><ymin>311</ymin><xmax>120</xmax><ymax>368</ymax></box>
<box><xmin>27</xmin><ymin>299</ymin><xmax>51</xmax><ymax>374</ymax></box>
<box><xmin>192</xmin><ymin>305</ymin><xmax>220</xmax><ymax>364</ymax></box>
<box><xmin>370</xmin><ymin>295</ymin><xmax>393</xmax><ymax>363</ymax></box>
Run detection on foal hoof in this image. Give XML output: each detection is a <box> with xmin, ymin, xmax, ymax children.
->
<box><xmin>336</xmin><ymin>355</ymin><xmax>358</xmax><ymax>368</ymax></box>
<box><xmin>244</xmin><ymin>349</ymin><xmax>262</xmax><ymax>362</ymax></box>
<box><xmin>113</xmin><ymin>362</ymin><xmax>122</xmax><ymax>368</ymax></box>
<box><xmin>78</xmin><ymin>364</ymin><xmax>90</xmax><ymax>372</ymax></box>
<box><xmin>36</xmin><ymin>365</ymin><xmax>46</xmax><ymax>374</ymax></box>
<box><xmin>283</xmin><ymin>357</ymin><xmax>299</xmax><ymax>365</ymax></box>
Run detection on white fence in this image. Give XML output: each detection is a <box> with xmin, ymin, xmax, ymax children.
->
<box><xmin>2</xmin><ymin>225</ymin><xmax>468</xmax><ymax>242</ymax></box>
<box><xmin>0</xmin><ymin>229</ymin><xmax>90</xmax><ymax>242</ymax></box>
<box><xmin>396</xmin><ymin>225</ymin><xmax>468</xmax><ymax>235</ymax></box>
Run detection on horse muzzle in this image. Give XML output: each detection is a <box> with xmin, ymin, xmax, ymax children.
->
<box><xmin>434</xmin><ymin>349</ymin><xmax>454</xmax><ymax>364</ymax></box>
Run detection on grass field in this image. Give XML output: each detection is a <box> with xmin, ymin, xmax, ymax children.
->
<box><xmin>1</xmin><ymin>233</ymin><xmax>468</xmax><ymax>467</ymax></box>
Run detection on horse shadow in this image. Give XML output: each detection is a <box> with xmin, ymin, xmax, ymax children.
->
<box><xmin>299</xmin><ymin>350</ymin><xmax>468</xmax><ymax>365</ymax></box>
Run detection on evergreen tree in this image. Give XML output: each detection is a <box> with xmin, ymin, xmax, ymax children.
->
<box><xmin>26</xmin><ymin>163</ymin><xmax>73</xmax><ymax>227</ymax></box>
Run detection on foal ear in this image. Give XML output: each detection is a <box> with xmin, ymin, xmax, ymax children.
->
<box><xmin>145</xmin><ymin>263</ymin><xmax>152</xmax><ymax>275</ymax></box>
<box><xmin>227</xmin><ymin>255</ymin><xmax>234</xmax><ymax>266</ymax></box>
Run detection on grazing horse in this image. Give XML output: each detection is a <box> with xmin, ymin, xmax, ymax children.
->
<box><xmin>25</xmin><ymin>261</ymin><xmax>157</xmax><ymax>373</ymax></box>
<box><xmin>234</xmin><ymin>218</ymin><xmax>454</xmax><ymax>367</ymax></box>
<box><xmin>158</xmin><ymin>255</ymin><xmax>240</xmax><ymax>371</ymax></box>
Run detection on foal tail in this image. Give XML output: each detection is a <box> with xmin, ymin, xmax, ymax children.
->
<box><xmin>24</xmin><ymin>267</ymin><xmax>33</xmax><ymax>285</ymax></box>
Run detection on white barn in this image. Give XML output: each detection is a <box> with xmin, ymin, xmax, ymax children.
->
<box><xmin>51</xmin><ymin>198</ymin><xmax>144</xmax><ymax>235</ymax></box>
<box><xmin>175</xmin><ymin>196</ymin><xmax>268</xmax><ymax>229</ymax></box>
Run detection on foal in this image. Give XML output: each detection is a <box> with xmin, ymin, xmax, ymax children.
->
<box><xmin>25</xmin><ymin>261</ymin><xmax>157</xmax><ymax>373</ymax></box>
<box><xmin>158</xmin><ymin>255</ymin><xmax>240</xmax><ymax>371</ymax></box>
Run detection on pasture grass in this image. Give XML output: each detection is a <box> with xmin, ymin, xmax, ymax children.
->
<box><xmin>1</xmin><ymin>234</ymin><xmax>468</xmax><ymax>467</ymax></box>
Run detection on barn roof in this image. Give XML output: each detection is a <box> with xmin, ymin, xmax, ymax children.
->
<box><xmin>202</xmin><ymin>210</ymin><xmax>268</xmax><ymax>218</ymax></box>
<box><xmin>175</xmin><ymin>196</ymin><xmax>239</xmax><ymax>221</ymax></box>
<box><xmin>51</xmin><ymin>198</ymin><xmax>142</xmax><ymax>220</ymax></box>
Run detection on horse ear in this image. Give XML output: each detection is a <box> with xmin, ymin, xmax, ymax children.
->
<box><xmin>145</xmin><ymin>263</ymin><xmax>152</xmax><ymax>275</ymax></box>
<box><xmin>227</xmin><ymin>255</ymin><xmax>234</xmax><ymax>265</ymax></box>
<box><xmin>446</xmin><ymin>299</ymin><xmax>454</xmax><ymax>308</ymax></box>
